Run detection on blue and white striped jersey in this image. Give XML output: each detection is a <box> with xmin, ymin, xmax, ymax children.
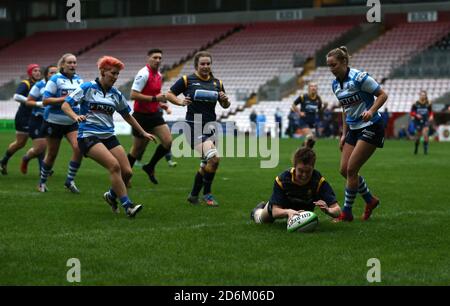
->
<box><xmin>332</xmin><ymin>68</ymin><xmax>381</xmax><ymax>130</ymax></box>
<box><xmin>43</xmin><ymin>72</ymin><xmax>83</xmax><ymax>125</ymax></box>
<box><xmin>28</xmin><ymin>79</ymin><xmax>46</xmax><ymax>117</ymax></box>
<box><xmin>65</xmin><ymin>79</ymin><xmax>131</xmax><ymax>139</ymax></box>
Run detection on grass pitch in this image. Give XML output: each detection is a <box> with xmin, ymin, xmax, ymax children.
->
<box><xmin>0</xmin><ymin>131</ymin><xmax>449</xmax><ymax>285</ymax></box>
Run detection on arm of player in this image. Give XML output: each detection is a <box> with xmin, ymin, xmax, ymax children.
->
<box><xmin>218</xmin><ymin>91</ymin><xmax>230</xmax><ymax>109</ymax></box>
<box><xmin>314</xmin><ymin>200</ymin><xmax>341</xmax><ymax>218</ymax></box>
<box><xmin>61</xmin><ymin>101</ymin><xmax>86</xmax><ymax>123</ymax></box>
<box><xmin>130</xmin><ymin>90</ymin><xmax>167</xmax><ymax>103</ymax></box>
<box><xmin>166</xmin><ymin>90</ymin><xmax>191</xmax><ymax>107</ymax></box>
<box><xmin>271</xmin><ymin>204</ymin><xmax>303</xmax><ymax>220</ymax></box>
<box><xmin>340</xmin><ymin>109</ymin><xmax>347</xmax><ymax>152</ymax></box>
<box><xmin>43</xmin><ymin>96</ymin><xmax>66</xmax><ymax>106</ymax></box>
<box><xmin>13</xmin><ymin>94</ymin><xmax>28</xmax><ymax>104</ymax></box>
<box><xmin>26</xmin><ymin>95</ymin><xmax>44</xmax><ymax>108</ymax></box>
<box><xmin>121</xmin><ymin>113</ymin><xmax>156</xmax><ymax>142</ymax></box>
<box><xmin>361</xmin><ymin>88</ymin><xmax>388</xmax><ymax>122</ymax></box>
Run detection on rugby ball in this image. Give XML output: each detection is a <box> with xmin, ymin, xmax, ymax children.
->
<box><xmin>287</xmin><ymin>211</ymin><xmax>319</xmax><ymax>233</ymax></box>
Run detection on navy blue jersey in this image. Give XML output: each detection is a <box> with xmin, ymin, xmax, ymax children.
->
<box><xmin>293</xmin><ymin>93</ymin><xmax>322</xmax><ymax>124</ymax></box>
<box><xmin>170</xmin><ymin>73</ymin><xmax>224</xmax><ymax>124</ymax></box>
<box><xmin>15</xmin><ymin>79</ymin><xmax>36</xmax><ymax>118</ymax></box>
<box><xmin>411</xmin><ymin>101</ymin><xmax>432</xmax><ymax>124</ymax></box>
<box><xmin>269</xmin><ymin>168</ymin><xmax>337</xmax><ymax>211</ymax></box>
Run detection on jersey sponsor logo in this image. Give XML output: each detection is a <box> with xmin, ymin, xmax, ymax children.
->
<box><xmin>90</xmin><ymin>103</ymin><xmax>115</xmax><ymax>115</ymax></box>
<box><xmin>362</xmin><ymin>129</ymin><xmax>375</xmax><ymax>139</ymax></box>
<box><xmin>339</xmin><ymin>93</ymin><xmax>362</xmax><ymax>107</ymax></box>
<box><xmin>192</xmin><ymin>83</ymin><xmax>201</xmax><ymax>86</ymax></box>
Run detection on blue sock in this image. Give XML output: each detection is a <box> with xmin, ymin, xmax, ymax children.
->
<box><xmin>119</xmin><ymin>196</ymin><xmax>132</xmax><ymax>209</ymax></box>
<box><xmin>109</xmin><ymin>188</ymin><xmax>117</xmax><ymax>199</ymax></box>
<box><xmin>344</xmin><ymin>187</ymin><xmax>357</xmax><ymax>214</ymax></box>
<box><xmin>40</xmin><ymin>163</ymin><xmax>52</xmax><ymax>184</ymax></box>
<box><xmin>66</xmin><ymin>160</ymin><xmax>81</xmax><ymax>184</ymax></box>
<box><xmin>358</xmin><ymin>176</ymin><xmax>374</xmax><ymax>203</ymax></box>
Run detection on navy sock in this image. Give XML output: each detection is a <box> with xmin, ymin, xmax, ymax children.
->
<box><xmin>147</xmin><ymin>144</ymin><xmax>170</xmax><ymax>169</ymax></box>
<box><xmin>191</xmin><ymin>171</ymin><xmax>204</xmax><ymax>196</ymax></box>
<box><xmin>40</xmin><ymin>163</ymin><xmax>52</xmax><ymax>184</ymax></box>
<box><xmin>203</xmin><ymin>171</ymin><xmax>216</xmax><ymax>195</ymax></box>
<box><xmin>66</xmin><ymin>160</ymin><xmax>81</xmax><ymax>184</ymax></box>
<box><xmin>424</xmin><ymin>141</ymin><xmax>428</xmax><ymax>154</ymax></box>
<box><xmin>1</xmin><ymin>150</ymin><xmax>13</xmax><ymax>164</ymax></box>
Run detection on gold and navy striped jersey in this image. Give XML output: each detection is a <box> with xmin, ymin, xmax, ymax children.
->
<box><xmin>269</xmin><ymin>168</ymin><xmax>337</xmax><ymax>211</ymax></box>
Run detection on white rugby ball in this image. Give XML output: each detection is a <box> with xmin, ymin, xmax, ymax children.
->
<box><xmin>287</xmin><ymin>211</ymin><xmax>319</xmax><ymax>233</ymax></box>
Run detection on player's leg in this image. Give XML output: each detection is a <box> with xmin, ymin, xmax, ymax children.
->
<box><xmin>87</xmin><ymin>141</ymin><xmax>141</xmax><ymax>217</ymax></box>
<box><xmin>336</xmin><ymin>142</ymin><xmax>356</xmax><ymax>221</ymax></box>
<box><xmin>414</xmin><ymin>127</ymin><xmax>422</xmax><ymax>155</ymax></box>
<box><xmin>64</xmin><ymin>128</ymin><xmax>82</xmax><ymax>193</ymax></box>
<box><xmin>422</xmin><ymin>126</ymin><xmax>429</xmax><ymax>155</ymax></box>
<box><xmin>196</xmin><ymin>140</ymin><xmax>220</xmax><ymax>207</ymax></box>
<box><xmin>346</xmin><ymin>140</ymin><xmax>377</xmax><ymax>220</ymax></box>
<box><xmin>142</xmin><ymin>124</ymin><xmax>172</xmax><ymax>184</ymax></box>
<box><xmin>1</xmin><ymin>132</ymin><xmax>29</xmax><ymax>175</ymax></box>
<box><xmin>251</xmin><ymin>201</ymin><xmax>275</xmax><ymax>224</ymax></box>
<box><xmin>39</xmin><ymin>134</ymin><xmax>62</xmax><ymax>192</ymax></box>
<box><xmin>21</xmin><ymin>137</ymin><xmax>46</xmax><ymax>174</ymax></box>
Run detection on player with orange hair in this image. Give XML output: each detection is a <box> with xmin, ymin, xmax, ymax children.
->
<box><xmin>61</xmin><ymin>56</ymin><xmax>156</xmax><ymax>218</ymax></box>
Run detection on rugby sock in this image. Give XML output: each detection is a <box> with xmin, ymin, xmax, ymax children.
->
<box><xmin>358</xmin><ymin>176</ymin><xmax>374</xmax><ymax>203</ymax></box>
<box><xmin>147</xmin><ymin>144</ymin><xmax>169</xmax><ymax>169</ymax></box>
<box><xmin>165</xmin><ymin>151</ymin><xmax>173</xmax><ymax>162</ymax></box>
<box><xmin>414</xmin><ymin>140</ymin><xmax>419</xmax><ymax>154</ymax></box>
<box><xmin>38</xmin><ymin>153</ymin><xmax>44</xmax><ymax>171</ymax></box>
<box><xmin>1</xmin><ymin>150</ymin><xmax>13</xmax><ymax>165</ymax></box>
<box><xmin>191</xmin><ymin>171</ymin><xmax>204</xmax><ymax>196</ymax></box>
<box><xmin>109</xmin><ymin>188</ymin><xmax>117</xmax><ymax>200</ymax></box>
<box><xmin>343</xmin><ymin>187</ymin><xmax>357</xmax><ymax>214</ymax></box>
<box><xmin>40</xmin><ymin>163</ymin><xmax>52</xmax><ymax>184</ymax></box>
<box><xmin>65</xmin><ymin>160</ymin><xmax>80</xmax><ymax>184</ymax></box>
<box><xmin>424</xmin><ymin>141</ymin><xmax>428</xmax><ymax>155</ymax></box>
<box><xmin>127</xmin><ymin>153</ymin><xmax>136</xmax><ymax>168</ymax></box>
<box><xmin>203</xmin><ymin>171</ymin><xmax>216</xmax><ymax>195</ymax></box>
<box><xmin>119</xmin><ymin>196</ymin><xmax>132</xmax><ymax>209</ymax></box>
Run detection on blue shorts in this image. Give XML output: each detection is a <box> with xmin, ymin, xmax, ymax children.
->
<box><xmin>78</xmin><ymin>135</ymin><xmax>120</xmax><ymax>157</ymax></box>
<box><xmin>345</xmin><ymin>120</ymin><xmax>385</xmax><ymax>148</ymax></box>
<box><xmin>42</xmin><ymin>121</ymin><xmax>78</xmax><ymax>139</ymax></box>
<box><xmin>28</xmin><ymin>115</ymin><xmax>45</xmax><ymax>140</ymax></box>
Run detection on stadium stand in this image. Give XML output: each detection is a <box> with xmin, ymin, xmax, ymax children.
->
<box><xmin>76</xmin><ymin>24</ymin><xmax>239</xmax><ymax>88</ymax></box>
<box><xmin>303</xmin><ymin>21</ymin><xmax>450</xmax><ymax>113</ymax></box>
<box><xmin>163</xmin><ymin>20</ymin><xmax>359</xmax><ymax>122</ymax></box>
<box><xmin>0</xmin><ymin>29</ymin><xmax>118</xmax><ymax>88</ymax></box>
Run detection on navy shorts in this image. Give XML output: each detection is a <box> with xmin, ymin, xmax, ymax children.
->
<box><xmin>298</xmin><ymin>119</ymin><xmax>315</xmax><ymax>129</ymax></box>
<box><xmin>28</xmin><ymin>115</ymin><xmax>45</xmax><ymax>140</ymax></box>
<box><xmin>345</xmin><ymin>120</ymin><xmax>385</xmax><ymax>148</ymax></box>
<box><xmin>184</xmin><ymin>121</ymin><xmax>217</xmax><ymax>150</ymax></box>
<box><xmin>42</xmin><ymin>121</ymin><xmax>78</xmax><ymax>139</ymax></box>
<box><xmin>15</xmin><ymin>112</ymin><xmax>31</xmax><ymax>133</ymax></box>
<box><xmin>132</xmin><ymin>112</ymin><xmax>166</xmax><ymax>137</ymax></box>
<box><xmin>78</xmin><ymin>135</ymin><xmax>121</xmax><ymax>157</ymax></box>
<box><xmin>414</xmin><ymin>120</ymin><xmax>430</xmax><ymax>132</ymax></box>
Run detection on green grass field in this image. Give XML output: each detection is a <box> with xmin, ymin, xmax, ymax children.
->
<box><xmin>0</xmin><ymin>131</ymin><xmax>449</xmax><ymax>285</ymax></box>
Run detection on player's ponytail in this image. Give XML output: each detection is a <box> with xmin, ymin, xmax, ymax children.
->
<box><xmin>327</xmin><ymin>46</ymin><xmax>350</xmax><ymax>65</ymax></box>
